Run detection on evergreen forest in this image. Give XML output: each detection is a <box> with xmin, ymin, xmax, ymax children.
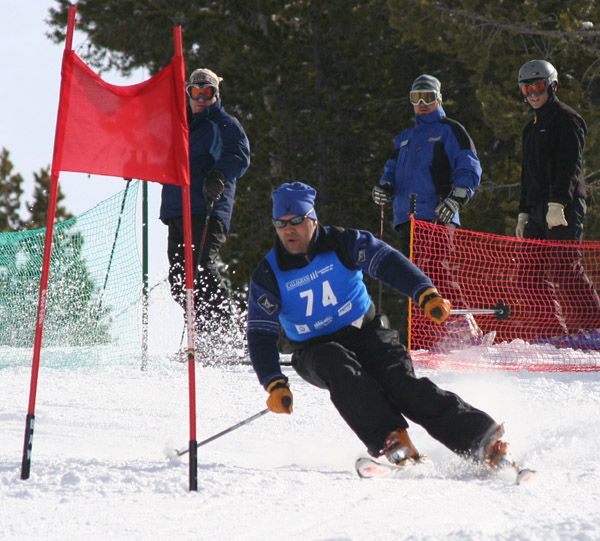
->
<box><xmin>44</xmin><ymin>0</ymin><xmax>600</xmax><ymax>307</ymax></box>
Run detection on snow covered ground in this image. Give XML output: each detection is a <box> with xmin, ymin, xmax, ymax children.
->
<box><xmin>2</xmin><ymin>303</ymin><xmax>600</xmax><ymax>540</ymax></box>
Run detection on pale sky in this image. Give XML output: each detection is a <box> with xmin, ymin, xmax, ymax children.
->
<box><xmin>0</xmin><ymin>0</ymin><xmax>169</xmax><ymax>279</ymax></box>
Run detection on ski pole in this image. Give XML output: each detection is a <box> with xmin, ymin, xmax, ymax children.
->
<box><xmin>377</xmin><ymin>202</ymin><xmax>384</xmax><ymax>311</ymax></box>
<box><xmin>174</xmin><ymin>402</ymin><xmax>289</xmax><ymax>456</ymax></box>
<box><xmin>431</xmin><ymin>301</ymin><xmax>510</xmax><ymax>321</ymax></box>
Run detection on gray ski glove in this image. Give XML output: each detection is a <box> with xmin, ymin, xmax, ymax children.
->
<box><xmin>435</xmin><ymin>186</ymin><xmax>469</xmax><ymax>225</ymax></box>
<box><xmin>372</xmin><ymin>183</ymin><xmax>393</xmax><ymax>206</ymax></box>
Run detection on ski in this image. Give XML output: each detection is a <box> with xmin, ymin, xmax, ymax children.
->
<box><xmin>497</xmin><ymin>456</ymin><xmax>537</xmax><ymax>485</ymax></box>
<box><xmin>355</xmin><ymin>456</ymin><xmax>430</xmax><ymax>479</ymax></box>
<box><xmin>355</xmin><ymin>456</ymin><xmax>536</xmax><ymax>485</ymax></box>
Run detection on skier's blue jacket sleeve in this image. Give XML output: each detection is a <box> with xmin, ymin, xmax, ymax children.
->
<box><xmin>246</xmin><ymin>225</ymin><xmax>434</xmax><ymax>388</ymax></box>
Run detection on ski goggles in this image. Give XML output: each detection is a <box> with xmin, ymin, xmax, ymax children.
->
<box><xmin>409</xmin><ymin>90</ymin><xmax>438</xmax><ymax>106</ymax></box>
<box><xmin>272</xmin><ymin>209</ymin><xmax>314</xmax><ymax>229</ymax></box>
<box><xmin>185</xmin><ymin>83</ymin><xmax>217</xmax><ymax>100</ymax></box>
<box><xmin>519</xmin><ymin>79</ymin><xmax>547</xmax><ymax>97</ymax></box>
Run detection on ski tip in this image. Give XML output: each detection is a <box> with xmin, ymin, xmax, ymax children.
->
<box><xmin>516</xmin><ymin>468</ymin><xmax>536</xmax><ymax>485</ymax></box>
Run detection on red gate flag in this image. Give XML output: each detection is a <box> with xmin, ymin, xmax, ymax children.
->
<box><xmin>52</xmin><ymin>50</ymin><xmax>189</xmax><ymax>186</ymax></box>
<box><xmin>21</xmin><ymin>5</ymin><xmax>197</xmax><ymax>489</ymax></box>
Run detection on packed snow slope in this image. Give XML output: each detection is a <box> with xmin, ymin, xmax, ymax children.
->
<box><xmin>2</xmin><ymin>344</ymin><xmax>599</xmax><ymax>540</ymax></box>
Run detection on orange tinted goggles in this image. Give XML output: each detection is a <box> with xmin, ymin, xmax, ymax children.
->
<box><xmin>185</xmin><ymin>83</ymin><xmax>216</xmax><ymax>100</ymax></box>
<box><xmin>409</xmin><ymin>90</ymin><xmax>438</xmax><ymax>105</ymax></box>
<box><xmin>519</xmin><ymin>80</ymin><xmax>547</xmax><ymax>97</ymax></box>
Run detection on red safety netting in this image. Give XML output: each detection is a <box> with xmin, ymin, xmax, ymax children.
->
<box><xmin>409</xmin><ymin>220</ymin><xmax>600</xmax><ymax>372</ymax></box>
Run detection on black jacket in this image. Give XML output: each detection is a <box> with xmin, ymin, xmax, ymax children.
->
<box><xmin>519</xmin><ymin>96</ymin><xmax>587</xmax><ymax>211</ymax></box>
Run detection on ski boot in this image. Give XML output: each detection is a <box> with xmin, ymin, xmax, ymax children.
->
<box><xmin>382</xmin><ymin>428</ymin><xmax>424</xmax><ymax>465</ymax></box>
<box><xmin>479</xmin><ymin>424</ymin><xmax>510</xmax><ymax>468</ymax></box>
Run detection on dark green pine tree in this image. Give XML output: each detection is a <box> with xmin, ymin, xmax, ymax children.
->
<box><xmin>25</xmin><ymin>166</ymin><xmax>73</xmax><ymax>229</ymax></box>
<box><xmin>0</xmin><ymin>147</ymin><xmax>24</xmax><ymax>232</ymax></box>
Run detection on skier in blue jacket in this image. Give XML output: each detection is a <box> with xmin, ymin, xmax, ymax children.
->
<box><xmin>247</xmin><ymin>181</ymin><xmax>509</xmax><ymax>468</ymax></box>
<box><xmin>372</xmin><ymin>74</ymin><xmax>482</xmax><ymax>347</ymax></box>
<box><xmin>160</xmin><ymin>68</ymin><xmax>250</xmax><ymax>330</ymax></box>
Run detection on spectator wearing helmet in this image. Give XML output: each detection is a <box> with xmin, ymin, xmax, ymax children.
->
<box><xmin>516</xmin><ymin>59</ymin><xmax>587</xmax><ymax>240</ymax></box>
<box><xmin>160</xmin><ymin>68</ymin><xmax>250</xmax><ymax>332</ymax></box>
<box><xmin>371</xmin><ymin>74</ymin><xmax>483</xmax><ymax>346</ymax></box>
<box><xmin>515</xmin><ymin>60</ymin><xmax>600</xmax><ymax>337</ymax></box>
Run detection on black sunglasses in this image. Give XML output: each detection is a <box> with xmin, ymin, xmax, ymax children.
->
<box><xmin>272</xmin><ymin>209</ymin><xmax>314</xmax><ymax>229</ymax></box>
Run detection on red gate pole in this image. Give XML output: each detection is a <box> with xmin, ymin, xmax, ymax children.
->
<box><xmin>20</xmin><ymin>4</ymin><xmax>78</xmax><ymax>480</ymax></box>
<box><xmin>172</xmin><ymin>26</ymin><xmax>198</xmax><ymax>492</ymax></box>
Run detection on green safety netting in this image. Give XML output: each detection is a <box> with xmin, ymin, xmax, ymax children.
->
<box><xmin>0</xmin><ymin>181</ymin><xmax>142</xmax><ymax>366</ymax></box>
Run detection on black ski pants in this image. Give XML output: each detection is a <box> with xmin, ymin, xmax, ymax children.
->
<box><xmin>519</xmin><ymin>198</ymin><xmax>600</xmax><ymax>336</ymax></box>
<box><xmin>291</xmin><ymin>315</ymin><xmax>496</xmax><ymax>457</ymax></box>
<box><xmin>166</xmin><ymin>214</ymin><xmax>231</xmax><ymax>329</ymax></box>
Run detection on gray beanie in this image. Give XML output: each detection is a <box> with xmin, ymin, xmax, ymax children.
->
<box><xmin>411</xmin><ymin>74</ymin><xmax>442</xmax><ymax>96</ymax></box>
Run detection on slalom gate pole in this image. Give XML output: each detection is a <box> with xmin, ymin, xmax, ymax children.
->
<box><xmin>182</xmin><ymin>187</ymin><xmax>198</xmax><ymax>492</ymax></box>
<box><xmin>178</xmin><ymin>202</ymin><xmax>214</xmax><ymax>350</ymax></box>
<box><xmin>141</xmin><ymin>180</ymin><xmax>149</xmax><ymax>371</ymax></box>
<box><xmin>21</xmin><ymin>181</ymin><xmax>62</xmax><ymax>480</ymax></box>
<box><xmin>21</xmin><ymin>5</ymin><xmax>77</xmax><ymax>481</ymax></box>
<box><xmin>176</xmin><ymin>408</ymin><xmax>271</xmax><ymax>456</ymax></box>
<box><xmin>407</xmin><ymin>193</ymin><xmax>417</xmax><ymax>353</ymax></box>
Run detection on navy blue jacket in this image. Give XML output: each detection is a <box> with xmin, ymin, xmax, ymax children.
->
<box><xmin>159</xmin><ymin>100</ymin><xmax>250</xmax><ymax>231</ymax></box>
<box><xmin>380</xmin><ymin>106</ymin><xmax>481</xmax><ymax>226</ymax></box>
<box><xmin>246</xmin><ymin>225</ymin><xmax>434</xmax><ymax>388</ymax></box>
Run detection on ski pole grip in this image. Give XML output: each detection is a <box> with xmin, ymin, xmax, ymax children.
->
<box><xmin>282</xmin><ymin>396</ymin><xmax>292</xmax><ymax>408</ymax></box>
<box><xmin>431</xmin><ymin>307</ymin><xmax>442</xmax><ymax>319</ymax></box>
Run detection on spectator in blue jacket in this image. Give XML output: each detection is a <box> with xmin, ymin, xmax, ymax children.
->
<box><xmin>160</xmin><ymin>68</ymin><xmax>250</xmax><ymax>331</ymax></box>
<box><xmin>372</xmin><ymin>74</ymin><xmax>481</xmax><ymax>249</ymax></box>
<box><xmin>246</xmin><ymin>181</ymin><xmax>510</xmax><ymax>469</ymax></box>
<box><xmin>372</xmin><ymin>74</ymin><xmax>482</xmax><ymax>346</ymax></box>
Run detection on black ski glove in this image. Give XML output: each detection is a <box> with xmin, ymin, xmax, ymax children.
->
<box><xmin>203</xmin><ymin>170</ymin><xmax>225</xmax><ymax>203</ymax></box>
<box><xmin>372</xmin><ymin>183</ymin><xmax>393</xmax><ymax>206</ymax></box>
<box><xmin>434</xmin><ymin>186</ymin><xmax>469</xmax><ymax>225</ymax></box>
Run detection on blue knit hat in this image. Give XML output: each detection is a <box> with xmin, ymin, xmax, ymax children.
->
<box><xmin>272</xmin><ymin>182</ymin><xmax>318</xmax><ymax>220</ymax></box>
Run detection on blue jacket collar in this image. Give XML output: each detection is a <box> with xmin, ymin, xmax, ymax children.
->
<box><xmin>414</xmin><ymin>105</ymin><xmax>446</xmax><ymax>125</ymax></box>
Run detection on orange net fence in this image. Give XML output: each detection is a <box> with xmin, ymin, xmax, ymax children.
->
<box><xmin>409</xmin><ymin>219</ymin><xmax>600</xmax><ymax>372</ymax></box>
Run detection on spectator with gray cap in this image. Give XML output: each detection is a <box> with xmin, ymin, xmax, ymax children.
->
<box><xmin>371</xmin><ymin>74</ymin><xmax>482</xmax><ymax>345</ymax></box>
<box><xmin>160</xmin><ymin>68</ymin><xmax>250</xmax><ymax>333</ymax></box>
